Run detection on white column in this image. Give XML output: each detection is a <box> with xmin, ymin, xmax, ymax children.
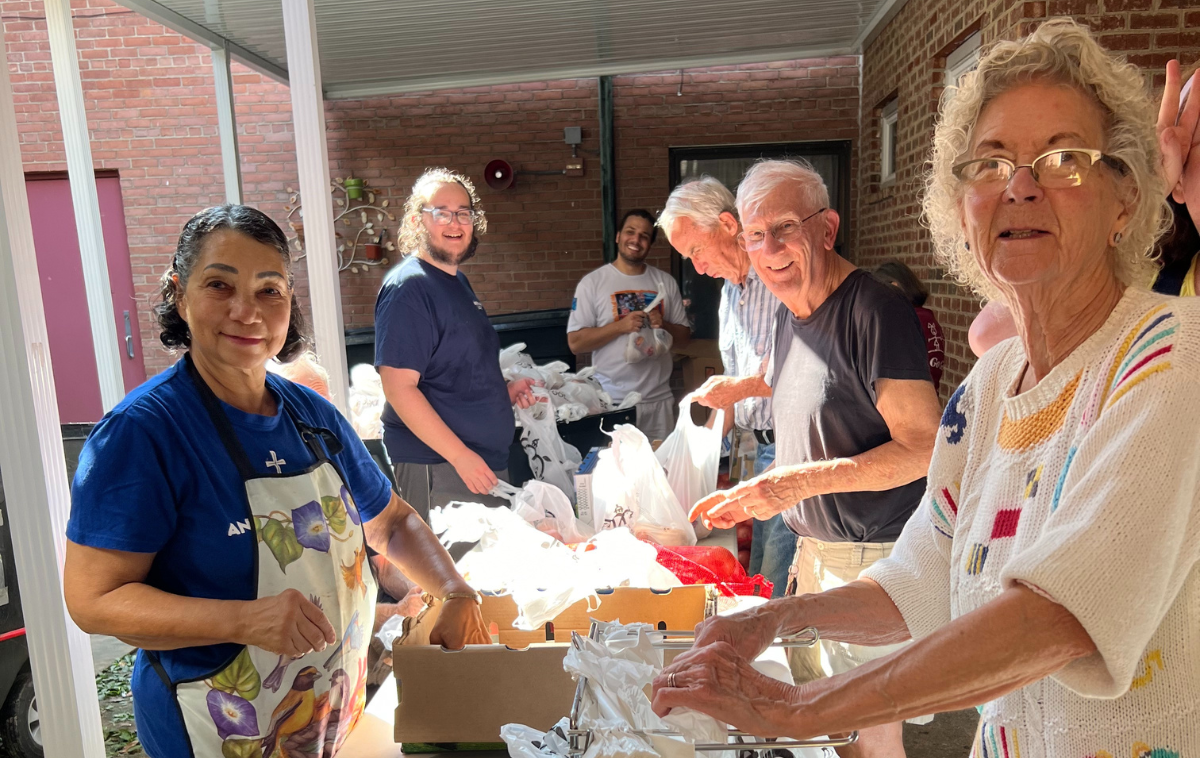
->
<box><xmin>282</xmin><ymin>0</ymin><xmax>349</xmax><ymax>414</ymax></box>
<box><xmin>211</xmin><ymin>41</ymin><xmax>243</xmax><ymax>204</ymax></box>
<box><xmin>0</xmin><ymin>38</ymin><xmax>106</xmax><ymax>758</ymax></box>
<box><xmin>43</xmin><ymin>0</ymin><xmax>124</xmax><ymax>412</ymax></box>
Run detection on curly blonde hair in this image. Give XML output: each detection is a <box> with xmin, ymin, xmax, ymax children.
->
<box><xmin>922</xmin><ymin>18</ymin><xmax>1170</xmax><ymax>301</ymax></box>
<box><xmin>398</xmin><ymin>167</ymin><xmax>488</xmax><ymax>255</ymax></box>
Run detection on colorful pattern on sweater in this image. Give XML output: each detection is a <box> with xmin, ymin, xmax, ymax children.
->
<box><xmin>997</xmin><ymin>372</ymin><xmax>1081</xmax><ymax>452</ymax></box>
<box><xmin>929</xmin><ymin>483</ymin><xmax>959</xmax><ymax>538</ymax></box>
<box><xmin>943</xmin><ymin>383</ymin><xmax>969</xmax><ymax>444</ymax></box>
<box><xmin>972</xmin><ymin>721</ymin><xmax>1020</xmax><ymax>758</ymax></box>
<box><xmin>1099</xmin><ymin>306</ymin><xmax>1177</xmax><ymax>415</ymax></box>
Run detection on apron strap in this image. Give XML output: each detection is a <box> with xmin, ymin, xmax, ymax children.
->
<box><xmin>286</xmin><ymin>406</ymin><xmax>345</xmax><ymax>461</ymax></box>
<box><xmin>184</xmin><ymin>352</ymin><xmax>258</xmax><ymax>480</ymax></box>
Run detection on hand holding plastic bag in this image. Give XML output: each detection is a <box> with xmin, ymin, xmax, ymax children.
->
<box><xmin>593</xmin><ymin>425</ymin><xmax>697</xmax><ymax>546</ymax></box>
<box><xmin>655</xmin><ymin>394</ymin><xmax>725</xmax><ymax>540</ymax></box>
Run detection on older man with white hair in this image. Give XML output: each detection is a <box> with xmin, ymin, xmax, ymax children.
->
<box><xmin>659</xmin><ymin>177</ymin><xmax>796</xmax><ymax>599</ymax></box>
<box><xmin>689</xmin><ymin>159</ymin><xmax>942</xmax><ymax>758</ymax></box>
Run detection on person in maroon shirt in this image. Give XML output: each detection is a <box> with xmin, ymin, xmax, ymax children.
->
<box><xmin>872</xmin><ymin>261</ymin><xmax>944</xmax><ymax>393</ymax></box>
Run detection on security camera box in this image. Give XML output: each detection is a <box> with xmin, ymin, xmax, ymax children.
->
<box><xmin>392</xmin><ymin>585</ymin><xmax>712</xmax><ymax>744</ymax></box>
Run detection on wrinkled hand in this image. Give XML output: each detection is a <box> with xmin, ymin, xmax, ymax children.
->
<box><xmin>507</xmin><ymin>378</ymin><xmax>538</xmax><ymax>409</ymax></box>
<box><xmin>451</xmin><ymin>449</ymin><xmax>499</xmax><ymax>495</ymax></box>
<box><xmin>240</xmin><ymin>588</ymin><xmax>337</xmax><ymax>657</ymax></box>
<box><xmin>647</xmin><ymin>309</ymin><xmax>664</xmax><ymax>329</ymax></box>
<box><xmin>1158</xmin><ymin>59</ymin><xmax>1199</xmax><ymax>197</ymax></box>
<box><xmin>428</xmin><ymin>597</ymin><xmax>491</xmax><ymax>649</ymax></box>
<box><xmin>651</xmin><ymin>641</ymin><xmax>794</xmax><ymax>737</ymax></box>
<box><xmin>616</xmin><ymin>311</ymin><xmax>649</xmax><ymax>334</ymax></box>
<box><xmin>692</xmin><ymin>374</ymin><xmax>753</xmax><ymax>409</ymax></box>
<box><xmin>691</xmin><ymin>603</ymin><xmax>783</xmax><ymax>662</ymax></box>
<box><xmin>689</xmin><ymin>469</ymin><xmax>801</xmax><ymax>529</ymax></box>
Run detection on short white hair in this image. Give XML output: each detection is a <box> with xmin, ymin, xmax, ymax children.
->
<box><xmin>268</xmin><ymin>350</ymin><xmax>329</xmax><ymax>384</ymax></box>
<box><xmin>735</xmin><ymin>159</ymin><xmax>830</xmax><ymax>221</ymax></box>
<box><xmin>658</xmin><ymin>177</ymin><xmax>737</xmax><ymax>238</ymax></box>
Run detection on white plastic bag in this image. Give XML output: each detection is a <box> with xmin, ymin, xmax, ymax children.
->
<box><xmin>494</xmin><ymin>480</ymin><xmax>595</xmax><ymax>544</ymax></box>
<box><xmin>500</xmin><ymin>718</ymin><xmax>574</xmax><ymax>758</ymax></box>
<box><xmin>624</xmin><ymin>328</ymin><xmax>673</xmax><ymax>364</ymax></box>
<box><xmin>655</xmin><ymin>394</ymin><xmax>725</xmax><ymax>538</ymax></box>
<box><xmin>517</xmin><ymin>387</ymin><xmax>584</xmax><ymax>501</ymax></box>
<box><xmin>347</xmin><ymin>363</ymin><xmax>386</xmax><ymax>439</ymax></box>
<box><xmin>592</xmin><ymin>424</ymin><xmax>697</xmax><ymax>546</ymax></box>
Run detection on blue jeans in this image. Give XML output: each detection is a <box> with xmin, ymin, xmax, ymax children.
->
<box><xmin>745</xmin><ymin>442</ymin><xmax>798</xmax><ymax>599</ymax></box>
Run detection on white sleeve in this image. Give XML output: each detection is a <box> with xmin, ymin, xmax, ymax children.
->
<box><xmin>861</xmin><ymin>380</ymin><xmax>973</xmax><ymax>639</ymax></box>
<box><xmin>566</xmin><ymin>274</ymin><xmax>598</xmax><ymax>333</ymax></box>
<box><xmin>663</xmin><ymin>275</ymin><xmax>688</xmax><ymax>327</ymax></box>
<box><xmin>1000</xmin><ymin>344</ymin><xmax>1200</xmax><ymax>698</ymax></box>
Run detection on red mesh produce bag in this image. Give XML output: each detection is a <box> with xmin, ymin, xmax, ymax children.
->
<box><xmin>651</xmin><ymin>543</ymin><xmax>773</xmax><ymax>599</ymax></box>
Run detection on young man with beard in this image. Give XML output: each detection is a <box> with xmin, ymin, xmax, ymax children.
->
<box><xmin>374</xmin><ymin>168</ymin><xmax>535</xmax><ymax>523</ymax></box>
<box><xmin>567</xmin><ymin>209</ymin><xmax>691</xmax><ymax>441</ymax></box>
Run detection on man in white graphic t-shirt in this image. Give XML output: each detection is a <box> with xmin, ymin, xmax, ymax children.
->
<box><xmin>567</xmin><ymin>209</ymin><xmax>691</xmax><ymax>440</ymax></box>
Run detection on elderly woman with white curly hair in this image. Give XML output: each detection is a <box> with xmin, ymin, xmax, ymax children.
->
<box><xmin>652</xmin><ymin>20</ymin><xmax>1200</xmax><ymax>758</ymax></box>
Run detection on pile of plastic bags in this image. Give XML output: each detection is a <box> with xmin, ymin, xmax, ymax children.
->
<box><xmin>347</xmin><ymin>363</ymin><xmax>387</xmax><ymax>439</ymax></box>
<box><xmin>500</xmin><ymin>343</ymin><xmax>641</xmax><ymax>423</ymax></box>
<box><xmin>430</xmin><ymin>499</ymin><xmax>680</xmax><ymax>631</ymax></box>
<box><xmin>501</xmin><ymin>620</ymin><xmax>728</xmax><ymax>758</ymax></box>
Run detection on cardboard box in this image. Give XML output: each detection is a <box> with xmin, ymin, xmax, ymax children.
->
<box><xmin>573</xmin><ymin>447</ymin><xmax>603</xmax><ymax>532</ymax></box>
<box><xmin>675</xmin><ymin>339</ymin><xmax>724</xmax><ymax>398</ymax></box>
<box><xmin>393</xmin><ymin>585</ymin><xmax>712</xmax><ymax>744</ymax></box>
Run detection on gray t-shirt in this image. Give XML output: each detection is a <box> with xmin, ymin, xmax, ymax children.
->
<box><xmin>768</xmin><ymin>269</ymin><xmax>932</xmax><ymax>543</ymax></box>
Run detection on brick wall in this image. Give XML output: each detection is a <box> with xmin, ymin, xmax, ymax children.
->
<box><xmin>3</xmin><ymin>0</ymin><xmax>861</xmax><ymax>378</ymax></box>
<box><xmin>853</xmin><ymin>0</ymin><xmax>1199</xmax><ymax>399</ymax></box>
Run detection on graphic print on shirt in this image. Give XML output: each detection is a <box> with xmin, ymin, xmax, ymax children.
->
<box><xmin>610</xmin><ymin>290</ymin><xmax>660</xmax><ymax>320</ymax></box>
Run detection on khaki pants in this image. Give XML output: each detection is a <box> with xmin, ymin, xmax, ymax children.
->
<box><xmin>785</xmin><ymin>537</ymin><xmax>907</xmax><ymax>683</ymax></box>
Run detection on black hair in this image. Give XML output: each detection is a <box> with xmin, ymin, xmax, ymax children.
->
<box><xmin>619</xmin><ymin>209</ymin><xmax>659</xmax><ymax>245</ymax></box>
<box><xmin>872</xmin><ymin>260</ymin><xmax>929</xmax><ymax>307</ymax></box>
<box><xmin>155</xmin><ymin>204</ymin><xmax>309</xmax><ymax>362</ymax></box>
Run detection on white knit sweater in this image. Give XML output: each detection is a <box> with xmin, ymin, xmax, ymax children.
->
<box><xmin>864</xmin><ymin>288</ymin><xmax>1200</xmax><ymax>758</ymax></box>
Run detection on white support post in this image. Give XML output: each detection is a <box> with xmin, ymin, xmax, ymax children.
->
<box><xmin>44</xmin><ymin>0</ymin><xmax>124</xmax><ymax>412</ymax></box>
<box><xmin>211</xmin><ymin>41</ymin><xmax>243</xmax><ymax>205</ymax></box>
<box><xmin>0</xmin><ymin>38</ymin><xmax>106</xmax><ymax>758</ymax></box>
<box><xmin>282</xmin><ymin>0</ymin><xmax>350</xmax><ymax>414</ymax></box>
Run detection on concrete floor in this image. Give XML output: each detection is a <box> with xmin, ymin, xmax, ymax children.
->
<box><xmin>903</xmin><ymin>709</ymin><xmax>979</xmax><ymax>757</ymax></box>
<box><xmin>90</xmin><ymin>634</ymin><xmax>133</xmax><ymax>674</ymax></box>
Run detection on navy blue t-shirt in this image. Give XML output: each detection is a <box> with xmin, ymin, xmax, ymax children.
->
<box><xmin>374</xmin><ymin>255</ymin><xmax>514</xmax><ymax>469</ymax></box>
<box><xmin>67</xmin><ymin>358</ymin><xmax>392</xmax><ymax>758</ymax></box>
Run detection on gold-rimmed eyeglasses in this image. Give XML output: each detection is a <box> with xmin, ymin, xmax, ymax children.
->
<box><xmin>738</xmin><ymin>207</ymin><xmax>827</xmax><ymax>251</ymax></box>
<box><xmin>952</xmin><ymin>148</ymin><xmax>1127</xmax><ymax>195</ymax></box>
<box><xmin>422</xmin><ymin>207</ymin><xmax>477</xmax><ymax>225</ymax></box>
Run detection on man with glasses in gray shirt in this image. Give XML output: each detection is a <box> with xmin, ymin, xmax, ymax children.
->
<box><xmin>689</xmin><ymin>160</ymin><xmax>942</xmax><ymax>758</ymax></box>
<box><xmin>659</xmin><ymin>177</ymin><xmax>795</xmax><ymax>598</ymax></box>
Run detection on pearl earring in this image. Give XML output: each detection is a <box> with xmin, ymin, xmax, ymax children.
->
<box><xmin>1113</xmin><ymin>232</ymin><xmax>1123</xmax><ymax>245</ymax></box>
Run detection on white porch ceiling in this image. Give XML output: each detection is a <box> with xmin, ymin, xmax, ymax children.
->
<box><xmin>117</xmin><ymin>0</ymin><xmax>909</xmax><ymax>99</ymax></box>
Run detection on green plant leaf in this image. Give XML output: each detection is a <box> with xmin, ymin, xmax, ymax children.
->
<box><xmin>321</xmin><ymin>495</ymin><xmax>348</xmax><ymax>535</ymax></box>
<box><xmin>221</xmin><ymin>737</ymin><xmax>263</xmax><ymax>758</ymax></box>
<box><xmin>261</xmin><ymin>517</ymin><xmax>303</xmax><ymax>572</ymax></box>
<box><xmin>211</xmin><ymin>648</ymin><xmax>261</xmax><ymax>701</ymax></box>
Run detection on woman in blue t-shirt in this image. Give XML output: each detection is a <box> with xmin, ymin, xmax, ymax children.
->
<box><xmin>63</xmin><ymin>205</ymin><xmax>489</xmax><ymax>758</ymax></box>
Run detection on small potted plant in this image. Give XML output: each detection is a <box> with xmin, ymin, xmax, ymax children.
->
<box><xmin>364</xmin><ymin>235</ymin><xmax>383</xmax><ymax>261</ymax></box>
<box><xmin>343</xmin><ymin>177</ymin><xmax>365</xmax><ymax>200</ymax></box>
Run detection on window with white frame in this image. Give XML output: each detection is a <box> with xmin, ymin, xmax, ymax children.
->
<box><xmin>945</xmin><ymin>31</ymin><xmax>982</xmax><ymax>88</ymax></box>
<box><xmin>880</xmin><ymin>99</ymin><xmax>898</xmax><ymax>184</ymax></box>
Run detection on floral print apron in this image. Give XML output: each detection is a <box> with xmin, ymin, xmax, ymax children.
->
<box><xmin>150</xmin><ymin>355</ymin><xmax>377</xmax><ymax>758</ymax></box>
